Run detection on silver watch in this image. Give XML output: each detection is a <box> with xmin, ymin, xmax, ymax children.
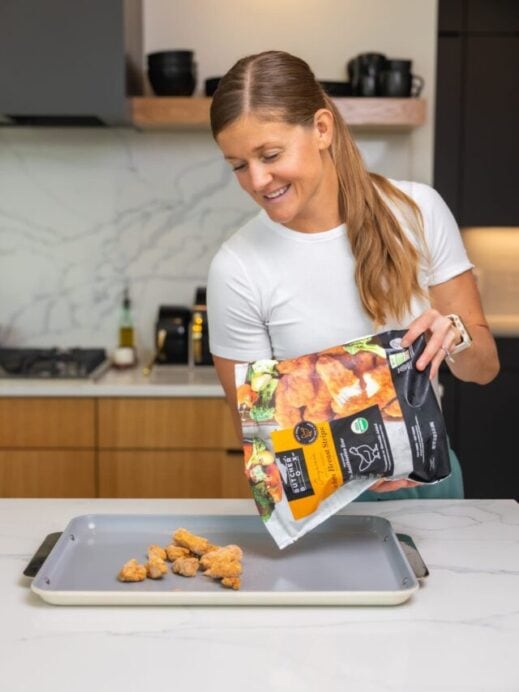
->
<box><xmin>447</xmin><ymin>314</ymin><xmax>473</xmax><ymax>355</ymax></box>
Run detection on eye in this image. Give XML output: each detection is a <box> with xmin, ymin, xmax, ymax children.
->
<box><xmin>263</xmin><ymin>152</ymin><xmax>279</xmax><ymax>162</ymax></box>
<box><xmin>231</xmin><ymin>162</ymin><xmax>246</xmax><ymax>172</ymax></box>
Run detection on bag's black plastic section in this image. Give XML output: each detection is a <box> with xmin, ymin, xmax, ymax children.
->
<box><xmin>380</xmin><ymin>330</ymin><xmax>451</xmax><ymax>483</ymax></box>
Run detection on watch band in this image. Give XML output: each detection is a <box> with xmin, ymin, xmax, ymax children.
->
<box><xmin>446</xmin><ymin>314</ymin><xmax>473</xmax><ymax>355</ymax></box>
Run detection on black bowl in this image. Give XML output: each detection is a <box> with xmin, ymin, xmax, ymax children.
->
<box><xmin>205</xmin><ymin>77</ymin><xmax>221</xmax><ymax>97</ymax></box>
<box><xmin>147</xmin><ymin>51</ymin><xmax>194</xmax><ymax>68</ymax></box>
<box><xmin>148</xmin><ymin>69</ymin><xmax>196</xmax><ymax>96</ymax></box>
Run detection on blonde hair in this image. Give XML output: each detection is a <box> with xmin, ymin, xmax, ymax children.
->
<box><xmin>210</xmin><ymin>51</ymin><xmax>425</xmax><ymax>325</ymax></box>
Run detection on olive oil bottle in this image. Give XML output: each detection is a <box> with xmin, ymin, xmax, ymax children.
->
<box><xmin>119</xmin><ymin>287</ymin><xmax>134</xmax><ymax>349</ymax></box>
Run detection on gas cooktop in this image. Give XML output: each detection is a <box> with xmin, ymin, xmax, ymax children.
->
<box><xmin>0</xmin><ymin>348</ymin><xmax>108</xmax><ymax>379</ymax></box>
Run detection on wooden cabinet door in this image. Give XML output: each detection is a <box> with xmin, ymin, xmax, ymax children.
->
<box><xmin>0</xmin><ymin>398</ymin><xmax>95</xmax><ymax>448</ymax></box>
<box><xmin>98</xmin><ymin>449</ymin><xmax>250</xmax><ymax>499</ymax></box>
<box><xmin>0</xmin><ymin>450</ymin><xmax>95</xmax><ymax>497</ymax></box>
<box><xmin>98</xmin><ymin>398</ymin><xmax>239</xmax><ymax>450</ymax></box>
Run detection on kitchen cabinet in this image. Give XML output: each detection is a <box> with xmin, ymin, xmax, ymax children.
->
<box><xmin>0</xmin><ymin>398</ymin><xmax>95</xmax><ymax>497</ymax></box>
<box><xmin>97</xmin><ymin>398</ymin><xmax>249</xmax><ymax>499</ymax></box>
<box><xmin>0</xmin><ymin>450</ymin><xmax>95</xmax><ymax>498</ymax></box>
<box><xmin>0</xmin><ymin>396</ymin><xmax>248</xmax><ymax>499</ymax></box>
<box><xmin>98</xmin><ymin>398</ymin><xmax>237</xmax><ymax>449</ymax></box>
<box><xmin>434</xmin><ymin>0</ymin><xmax>519</xmax><ymax>225</ymax></box>
<box><xmin>131</xmin><ymin>96</ymin><xmax>426</xmax><ymax>131</ymax></box>
<box><xmin>99</xmin><ymin>450</ymin><xmax>248</xmax><ymax>498</ymax></box>
<box><xmin>439</xmin><ymin>337</ymin><xmax>519</xmax><ymax>500</ymax></box>
<box><xmin>0</xmin><ymin>398</ymin><xmax>95</xmax><ymax>448</ymax></box>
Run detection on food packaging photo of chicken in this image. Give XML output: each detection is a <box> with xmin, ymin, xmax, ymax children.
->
<box><xmin>234</xmin><ymin>330</ymin><xmax>451</xmax><ymax>548</ymax></box>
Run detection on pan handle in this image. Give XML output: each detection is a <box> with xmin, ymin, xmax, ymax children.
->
<box><xmin>397</xmin><ymin>533</ymin><xmax>429</xmax><ymax>580</ymax></box>
<box><xmin>23</xmin><ymin>532</ymin><xmax>62</xmax><ymax>578</ymax></box>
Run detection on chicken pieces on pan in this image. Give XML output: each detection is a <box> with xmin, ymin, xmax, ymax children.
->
<box><xmin>146</xmin><ymin>556</ymin><xmax>168</xmax><ymax>579</ymax></box>
<box><xmin>172</xmin><ymin>556</ymin><xmax>200</xmax><ymax>577</ymax></box>
<box><xmin>221</xmin><ymin>577</ymin><xmax>241</xmax><ymax>590</ymax></box>
<box><xmin>200</xmin><ymin>545</ymin><xmax>243</xmax><ymax>577</ymax></box>
<box><xmin>172</xmin><ymin>528</ymin><xmax>217</xmax><ymax>556</ymax></box>
<box><xmin>147</xmin><ymin>544</ymin><xmax>167</xmax><ymax>561</ymax></box>
<box><xmin>118</xmin><ymin>558</ymin><xmax>147</xmax><ymax>582</ymax></box>
<box><xmin>165</xmin><ymin>544</ymin><xmax>191</xmax><ymax>562</ymax></box>
<box><xmin>118</xmin><ymin>530</ymin><xmax>244</xmax><ymax>589</ymax></box>
<box><xmin>171</xmin><ymin>536</ymin><xmax>244</xmax><ymax>588</ymax></box>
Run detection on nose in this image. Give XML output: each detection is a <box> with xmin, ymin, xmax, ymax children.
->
<box><xmin>248</xmin><ymin>162</ymin><xmax>272</xmax><ymax>192</ymax></box>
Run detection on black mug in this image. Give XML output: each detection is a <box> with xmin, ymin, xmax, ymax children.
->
<box><xmin>347</xmin><ymin>53</ymin><xmax>387</xmax><ymax>96</ymax></box>
<box><xmin>380</xmin><ymin>60</ymin><xmax>424</xmax><ymax>97</ymax></box>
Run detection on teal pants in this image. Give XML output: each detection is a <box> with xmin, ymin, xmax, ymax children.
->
<box><xmin>355</xmin><ymin>448</ymin><xmax>464</xmax><ymax>501</ymax></box>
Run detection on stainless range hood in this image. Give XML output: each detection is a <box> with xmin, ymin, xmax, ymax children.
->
<box><xmin>0</xmin><ymin>0</ymin><xmax>143</xmax><ymax>126</ymax></box>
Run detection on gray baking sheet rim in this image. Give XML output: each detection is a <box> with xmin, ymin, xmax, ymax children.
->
<box><xmin>30</xmin><ymin>514</ymin><xmax>419</xmax><ymax>606</ymax></box>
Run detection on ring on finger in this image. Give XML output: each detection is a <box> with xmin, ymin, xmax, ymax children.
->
<box><xmin>441</xmin><ymin>345</ymin><xmax>455</xmax><ymax>364</ymax></box>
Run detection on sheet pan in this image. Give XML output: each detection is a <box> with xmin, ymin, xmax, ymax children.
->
<box><xmin>31</xmin><ymin>514</ymin><xmax>419</xmax><ymax>606</ymax></box>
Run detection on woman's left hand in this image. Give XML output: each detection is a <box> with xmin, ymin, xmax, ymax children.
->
<box><xmin>369</xmin><ymin>478</ymin><xmax>422</xmax><ymax>493</ymax></box>
<box><xmin>400</xmin><ymin>308</ymin><xmax>459</xmax><ymax>380</ymax></box>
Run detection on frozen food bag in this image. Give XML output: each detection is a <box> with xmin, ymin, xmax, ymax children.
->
<box><xmin>235</xmin><ymin>330</ymin><xmax>451</xmax><ymax>548</ymax></box>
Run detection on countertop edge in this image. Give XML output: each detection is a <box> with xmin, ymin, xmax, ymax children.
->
<box><xmin>0</xmin><ymin>384</ymin><xmax>225</xmax><ymax>397</ymax></box>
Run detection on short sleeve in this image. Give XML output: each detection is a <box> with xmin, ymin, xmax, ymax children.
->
<box><xmin>416</xmin><ymin>184</ymin><xmax>474</xmax><ymax>286</ymax></box>
<box><xmin>206</xmin><ymin>244</ymin><xmax>273</xmax><ymax>362</ymax></box>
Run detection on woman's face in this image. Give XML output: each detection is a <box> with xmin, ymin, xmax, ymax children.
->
<box><xmin>216</xmin><ymin>110</ymin><xmax>339</xmax><ymax>232</ymax></box>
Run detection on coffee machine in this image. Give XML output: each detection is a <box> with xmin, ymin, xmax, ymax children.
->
<box><xmin>155</xmin><ymin>305</ymin><xmax>191</xmax><ymax>364</ymax></box>
<box><xmin>191</xmin><ymin>287</ymin><xmax>213</xmax><ymax>366</ymax></box>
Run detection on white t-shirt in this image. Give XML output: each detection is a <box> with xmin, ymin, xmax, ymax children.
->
<box><xmin>207</xmin><ymin>180</ymin><xmax>473</xmax><ymax>363</ymax></box>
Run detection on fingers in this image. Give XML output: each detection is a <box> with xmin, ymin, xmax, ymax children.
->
<box><xmin>370</xmin><ymin>479</ymin><xmax>422</xmax><ymax>493</ymax></box>
<box><xmin>400</xmin><ymin>309</ymin><xmax>459</xmax><ymax>379</ymax></box>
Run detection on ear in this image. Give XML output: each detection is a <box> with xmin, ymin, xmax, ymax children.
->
<box><xmin>313</xmin><ymin>108</ymin><xmax>334</xmax><ymax>150</ymax></box>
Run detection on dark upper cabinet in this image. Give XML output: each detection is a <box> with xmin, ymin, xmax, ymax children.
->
<box><xmin>0</xmin><ymin>0</ymin><xmax>143</xmax><ymax>125</ymax></box>
<box><xmin>434</xmin><ymin>36</ymin><xmax>463</xmax><ymax>217</ymax></box>
<box><xmin>434</xmin><ymin>1</ymin><xmax>519</xmax><ymax>226</ymax></box>
<box><xmin>466</xmin><ymin>0</ymin><xmax>519</xmax><ymax>32</ymax></box>
<box><xmin>438</xmin><ymin>0</ymin><xmax>464</xmax><ymax>32</ymax></box>
<box><xmin>461</xmin><ymin>36</ymin><xmax>519</xmax><ymax>226</ymax></box>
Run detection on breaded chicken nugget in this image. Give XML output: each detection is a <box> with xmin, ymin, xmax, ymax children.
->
<box><xmin>172</xmin><ymin>556</ymin><xmax>200</xmax><ymax>577</ymax></box>
<box><xmin>118</xmin><ymin>558</ymin><xmax>147</xmax><ymax>582</ymax></box>
<box><xmin>147</xmin><ymin>544</ymin><xmax>167</xmax><ymax>561</ymax></box>
<box><xmin>173</xmin><ymin>528</ymin><xmax>217</xmax><ymax>556</ymax></box>
<box><xmin>203</xmin><ymin>558</ymin><xmax>242</xmax><ymax>580</ymax></box>
<box><xmin>221</xmin><ymin>577</ymin><xmax>241</xmax><ymax>590</ymax></box>
<box><xmin>199</xmin><ymin>545</ymin><xmax>243</xmax><ymax>570</ymax></box>
<box><xmin>145</xmin><ymin>557</ymin><xmax>168</xmax><ymax>579</ymax></box>
<box><xmin>164</xmin><ymin>544</ymin><xmax>191</xmax><ymax>561</ymax></box>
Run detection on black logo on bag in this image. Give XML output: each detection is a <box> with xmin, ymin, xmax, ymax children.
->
<box><xmin>276</xmin><ymin>448</ymin><xmax>314</xmax><ymax>500</ymax></box>
<box><xmin>293</xmin><ymin>421</ymin><xmax>318</xmax><ymax>444</ymax></box>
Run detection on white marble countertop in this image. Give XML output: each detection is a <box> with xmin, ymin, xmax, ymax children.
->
<box><xmin>0</xmin><ymin>364</ymin><xmax>225</xmax><ymax>397</ymax></box>
<box><xmin>1</xmin><ymin>497</ymin><xmax>518</xmax><ymax>692</ymax></box>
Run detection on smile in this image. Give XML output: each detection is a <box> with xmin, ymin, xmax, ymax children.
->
<box><xmin>263</xmin><ymin>185</ymin><xmax>290</xmax><ymax>201</ymax></box>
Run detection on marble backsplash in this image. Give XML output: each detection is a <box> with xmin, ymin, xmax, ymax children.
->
<box><xmin>0</xmin><ymin>126</ymin><xmax>417</xmax><ymax>355</ymax></box>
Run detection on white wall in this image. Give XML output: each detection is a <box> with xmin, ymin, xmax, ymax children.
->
<box><xmin>145</xmin><ymin>0</ymin><xmax>438</xmax><ymax>183</ymax></box>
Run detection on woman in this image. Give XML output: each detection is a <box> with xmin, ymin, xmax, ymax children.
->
<box><xmin>206</xmin><ymin>50</ymin><xmax>499</xmax><ymax>499</ymax></box>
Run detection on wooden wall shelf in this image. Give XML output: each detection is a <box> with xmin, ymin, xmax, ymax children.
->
<box><xmin>131</xmin><ymin>97</ymin><xmax>426</xmax><ymax>131</ymax></box>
